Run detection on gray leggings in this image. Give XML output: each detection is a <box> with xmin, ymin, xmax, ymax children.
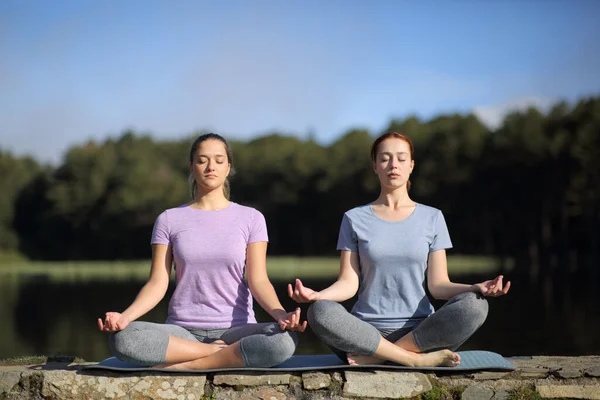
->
<box><xmin>307</xmin><ymin>292</ymin><xmax>489</xmax><ymax>360</ymax></box>
<box><xmin>109</xmin><ymin>321</ymin><xmax>298</xmax><ymax>367</ymax></box>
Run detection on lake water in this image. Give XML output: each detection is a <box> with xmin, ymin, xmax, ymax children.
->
<box><xmin>1</xmin><ymin>272</ymin><xmax>598</xmax><ymax>361</ymax></box>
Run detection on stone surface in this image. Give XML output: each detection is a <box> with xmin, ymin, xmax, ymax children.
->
<box><xmin>554</xmin><ymin>368</ymin><xmax>583</xmax><ymax>379</ymax></box>
<box><xmin>491</xmin><ymin>389</ymin><xmax>510</xmax><ymax>400</ymax></box>
<box><xmin>510</xmin><ymin>356</ymin><xmax>600</xmax><ymax>372</ymax></box>
<box><xmin>343</xmin><ymin>371</ymin><xmax>431</xmax><ymax>399</ymax></box>
<box><xmin>302</xmin><ymin>372</ymin><xmax>331</xmax><ymax>390</ymax></box>
<box><xmin>0</xmin><ymin>370</ymin><xmax>22</xmax><ymax>394</ymax></box>
<box><xmin>213</xmin><ymin>386</ymin><xmax>291</xmax><ymax>400</ymax></box>
<box><xmin>536</xmin><ymin>383</ymin><xmax>600</xmax><ymax>399</ymax></box>
<box><xmin>585</xmin><ymin>366</ymin><xmax>600</xmax><ymax>378</ymax></box>
<box><xmin>332</xmin><ymin>372</ymin><xmax>343</xmax><ymax>383</ymax></box>
<box><xmin>519</xmin><ymin>367</ymin><xmax>549</xmax><ymax>378</ymax></box>
<box><xmin>213</xmin><ymin>373</ymin><xmax>291</xmax><ymax>386</ymax></box>
<box><xmin>461</xmin><ymin>385</ymin><xmax>494</xmax><ymax>400</ymax></box>
<box><xmin>473</xmin><ymin>372</ymin><xmax>510</xmax><ymax>381</ymax></box>
<box><xmin>42</xmin><ymin>371</ymin><xmax>207</xmax><ymax>400</ymax></box>
<box><xmin>255</xmin><ymin>387</ymin><xmax>289</xmax><ymax>400</ymax></box>
<box><xmin>2</xmin><ymin>356</ymin><xmax>600</xmax><ymax>399</ymax></box>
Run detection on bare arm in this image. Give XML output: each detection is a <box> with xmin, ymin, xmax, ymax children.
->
<box><xmin>121</xmin><ymin>244</ymin><xmax>173</xmax><ymax>321</ymax></box>
<box><xmin>98</xmin><ymin>244</ymin><xmax>172</xmax><ymax>331</ymax></box>
<box><xmin>247</xmin><ymin>241</ymin><xmax>306</xmax><ymax>331</ymax></box>
<box><xmin>247</xmin><ymin>241</ymin><xmax>286</xmax><ymax>319</ymax></box>
<box><xmin>427</xmin><ymin>250</ymin><xmax>476</xmax><ymax>300</ymax></box>
<box><xmin>427</xmin><ymin>250</ymin><xmax>511</xmax><ymax>300</ymax></box>
<box><xmin>289</xmin><ymin>250</ymin><xmax>360</xmax><ymax>303</ymax></box>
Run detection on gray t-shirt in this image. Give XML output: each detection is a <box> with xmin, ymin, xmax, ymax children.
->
<box><xmin>337</xmin><ymin>203</ymin><xmax>452</xmax><ymax>329</ymax></box>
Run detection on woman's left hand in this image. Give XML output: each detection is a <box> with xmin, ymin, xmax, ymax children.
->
<box><xmin>474</xmin><ymin>275</ymin><xmax>511</xmax><ymax>297</ymax></box>
<box><xmin>276</xmin><ymin>307</ymin><xmax>308</xmax><ymax>332</ymax></box>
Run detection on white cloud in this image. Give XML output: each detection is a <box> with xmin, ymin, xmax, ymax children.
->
<box><xmin>473</xmin><ymin>96</ymin><xmax>556</xmax><ymax>130</ymax></box>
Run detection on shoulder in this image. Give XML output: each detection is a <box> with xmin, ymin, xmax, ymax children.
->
<box><xmin>229</xmin><ymin>203</ymin><xmax>266</xmax><ymax>225</ymax></box>
<box><xmin>158</xmin><ymin>204</ymin><xmax>192</xmax><ymax>217</ymax></box>
<box><xmin>415</xmin><ymin>203</ymin><xmax>442</xmax><ymax>217</ymax></box>
<box><xmin>414</xmin><ymin>203</ymin><xmax>446</xmax><ymax>225</ymax></box>
<box><xmin>344</xmin><ymin>204</ymin><xmax>371</xmax><ymax>220</ymax></box>
<box><xmin>230</xmin><ymin>203</ymin><xmax>263</xmax><ymax>217</ymax></box>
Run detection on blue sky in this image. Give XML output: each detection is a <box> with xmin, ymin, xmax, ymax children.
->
<box><xmin>1</xmin><ymin>0</ymin><xmax>599</xmax><ymax>164</ymax></box>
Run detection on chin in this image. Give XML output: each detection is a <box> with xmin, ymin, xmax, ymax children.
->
<box><xmin>200</xmin><ymin>182</ymin><xmax>224</xmax><ymax>191</ymax></box>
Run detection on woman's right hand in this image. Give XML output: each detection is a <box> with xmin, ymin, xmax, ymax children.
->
<box><xmin>97</xmin><ymin>312</ymin><xmax>130</xmax><ymax>332</ymax></box>
<box><xmin>288</xmin><ymin>278</ymin><xmax>320</xmax><ymax>303</ymax></box>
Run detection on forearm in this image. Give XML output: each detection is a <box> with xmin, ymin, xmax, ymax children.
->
<box><xmin>429</xmin><ymin>281</ymin><xmax>477</xmax><ymax>300</ymax></box>
<box><xmin>316</xmin><ymin>279</ymin><xmax>357</xmax><ymax>302</ymax></box>
<box><xmin>250</xmin><ymin>280</ymin><xmax>287</xmax><ymax>320</ymax></box>
<box><xmin>122</xmin><ymin>280</ymin><xmax>168</xmax><ymax>321</ymax></box>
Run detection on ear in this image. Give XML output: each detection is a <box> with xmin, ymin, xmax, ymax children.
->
<box><xmin>410</xmin><ymin>160</ymin><xmax>415</xmax><ymax>173</ymax></box>
<box><xmin>373</xmin><ymin>161</ymin><xmax>377</xmax><ymax>174</ymax></box>
<box><xmin>226</xmin><ymin>163</ymin><xmax>231</xmax><ymax>177</ymax></box>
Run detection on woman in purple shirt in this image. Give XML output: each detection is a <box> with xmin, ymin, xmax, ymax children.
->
<box><xmin>98</xmin><ymin>133</ymin><xmax>306</xmax><ymax>370</ymax></box>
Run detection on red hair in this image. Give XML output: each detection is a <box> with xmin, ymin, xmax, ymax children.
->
<box><xmin>370</xmin><ymin>132</ymin><xmax>415</xmax><ymax>191</ymax></box>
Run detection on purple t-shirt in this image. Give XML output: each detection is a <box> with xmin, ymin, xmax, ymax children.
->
<box><xmin>151</xmin><ymin>202</ymin><xmax>268</xmax><ymax>329</ymax></box>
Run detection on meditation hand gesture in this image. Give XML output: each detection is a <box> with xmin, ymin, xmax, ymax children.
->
<box><xmin>288</xmin><ymin>278</ymin><xmax>320</xmax><ymax>303</ymax></box>
<box><xmin>97</xmin><ymin>312</ymin><xmax>130</xmax><ymax>332</ymax></box>
<box><xmin>276</xmin><ymin>307</ymin><xmax>308</xmax><ymax>332</ymax></box>
<box><xmin>474</xmin><ymin>275</ymin><xmax>511</xmax><ymax>297</ymax></box>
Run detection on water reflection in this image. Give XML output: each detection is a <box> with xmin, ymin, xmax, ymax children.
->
<box><xmin>1</xmin><ymin>273</ymin><xmax>598</xmax><ymax>361</ymax></box>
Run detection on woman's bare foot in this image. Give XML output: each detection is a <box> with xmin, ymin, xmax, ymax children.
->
<box><xmin>347</xmin><ymin>353</ymin><xmax>384</xmax><ymax>365</ymax></box>
<box><xmin>418</xmin><ymin>350</ymin><xmax>460</xmax><ymax>367</ymax></box>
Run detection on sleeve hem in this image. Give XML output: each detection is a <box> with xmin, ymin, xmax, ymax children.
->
<box><xmin>429</xmin><ymin>245</ymin><xmax>452</xmax><ymax>253</ymax></box>
<box><xmin>337</xmin><ymin>247</ymin><xmax>358</xmax><ymax>252</ymax></box>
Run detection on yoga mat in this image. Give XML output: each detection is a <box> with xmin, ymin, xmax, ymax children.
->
<box><xmin>83</xmin><ymin>350</ymin><xmax>515</xmax><ymax>373</ymax></box>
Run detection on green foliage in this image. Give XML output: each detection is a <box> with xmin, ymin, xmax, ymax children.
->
<box><xmin>1</xmin><ymin>97</ymin><xmax>598</xmax><ymax>278</ymax></box>
<box><xmin>0</xmin><ymin>151</ymin><xmax>42</xmax><ymax>250</ymax></box>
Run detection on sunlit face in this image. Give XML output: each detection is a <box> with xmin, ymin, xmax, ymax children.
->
<box><xmin>189</xmin><ymin>139</ymin><xmax>231</xmax><ymax>193</ymax></box>
<box><xmin>373</xmin><ymin>138</ymin><xmax>414</xmax><ymax>189</ymax></box>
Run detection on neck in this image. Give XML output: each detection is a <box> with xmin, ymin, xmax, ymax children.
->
<box><xmin>373</xmin><ymin>187</ymin><xmax>413</xmax><ymax>208</ymax></box>
<box><xmin>192</xmin><ymin>188</ymin><xmax>230</xmax><ymax>210</ymax></box>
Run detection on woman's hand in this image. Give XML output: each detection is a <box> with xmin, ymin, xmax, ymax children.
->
<box><xmin>97</xmin><ymin>312</ymin><xmax>130</xmax><ymax>332</ymax></box>
<box><xmin>288</xmin><ymin>278</ymin><xmax>320</xmax><ymax>303</ymax></box>
<box><xmin>474</xmin><ymin>275</ymin><xmax>511</xmax><ymax>297</ymax></box>
<box><xmin>275</xmin><ymin>308</ymin><xmax>308</xmax><ymax>332</ymax></box>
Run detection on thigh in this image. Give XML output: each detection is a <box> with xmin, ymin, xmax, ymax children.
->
<box><xmin>123</xmin><ymin>321</ymin><xmax>198</xmax><ymax>341</ymax></box>
<box><xmin>410</xmin><ymin>292</ymin><xmax>488</xmax><ymax>351</ymax></box>
<box><xmin>219</xmin><ymin>322</ymin><xmax>281</xmax><ymax>344</ymax></box>
<box><xmin>308</xmin><ymin>300</ymin><xmax>382</xmax><ymax>356</ymax></box>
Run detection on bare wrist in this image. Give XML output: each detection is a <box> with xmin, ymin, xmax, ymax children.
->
<box><xmin>271</xmin><ymin>309</ymin><xmax>287</xmax><ymax>320</ymax></box>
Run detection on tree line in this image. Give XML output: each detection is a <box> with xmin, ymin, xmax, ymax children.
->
<box><xmin>1</xmin><ymin>97</ymin><xmax>599</xmax><ymax>283</ymax></box>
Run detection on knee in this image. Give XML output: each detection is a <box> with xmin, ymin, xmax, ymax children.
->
<box><xmin>269</xmin><ymin>331</ymin><xmax>298</xmax><ymax>365</ymax></box>
<box><xmin>243</xmin><ymin>331</ymin><xmax>298</xmax><ymax>367</ymax></box>
<box><xmin>307</xmin><ymin>300</ymin><xmax>340</xmax><ymax>331</ymax></box>
<box><xmin>460</xmin><ymin>292</ymin><xmax>489</xmax><ymax>328</ymax></box>
<box><xmin>107</xmin><ymin>322</ymin><xmax>143</xmax><ymax>360</ymax></box>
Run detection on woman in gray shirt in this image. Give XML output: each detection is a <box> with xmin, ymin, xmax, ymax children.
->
<box><xmin>289</xmin><ymin>132</ymin><xmax>510</xmax><ymax>367</ymax></box>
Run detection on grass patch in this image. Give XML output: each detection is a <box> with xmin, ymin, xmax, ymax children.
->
<box><xmin>508</xmin><ymin>386</ymin><xmax>540</xmax><ymax>400</ymax></box>
<box><xmin>421</xmin><ymin>379</ymin><xmax>464</xmax><ymax>400</ymax></box>
<box><xmin>0</xmin><ymin>355</ymin><xmax>86</xmax><ymax>366</ymax></box>
<box><xmin>0</xmin><ymin>255</ymin><xmax>502</xmax><ymax>282</ymax></box>
<box><xmin>0</xmin><ymin>356</ymin><xmax>48</xmax><ymax>365</ymax></box>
